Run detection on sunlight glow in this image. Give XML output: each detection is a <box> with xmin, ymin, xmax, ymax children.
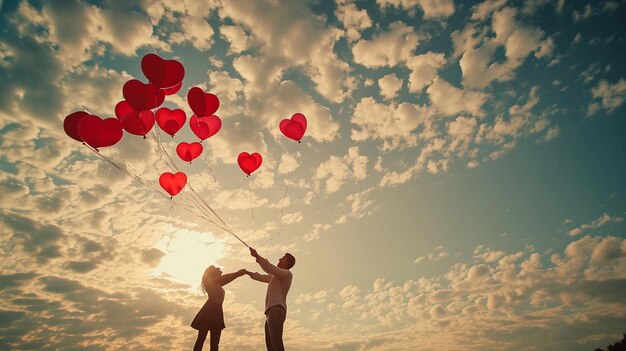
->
<box><xmin>151</xmin><ymin>228</ymin><xmax>227</xmax><ymax>289</ymax></box>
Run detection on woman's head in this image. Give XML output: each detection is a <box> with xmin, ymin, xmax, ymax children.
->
<box><xmin>201</xmin><ymin>265</ymin><xmax>222</xmax><ymax>293</ymax></box>
<box><xmin>204</xmin><ymin>265</ymin><xmax>222</xmax><ymax>278</ymax></box>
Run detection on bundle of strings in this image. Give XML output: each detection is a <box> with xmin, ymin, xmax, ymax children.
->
<box><xmin>82</xmin><ymin>130</ymin><xmax>249</xmax><ymax>248</ymax></box>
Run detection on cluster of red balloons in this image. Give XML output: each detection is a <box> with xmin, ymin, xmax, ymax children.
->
<box><xmin>64</xmin><ymin>53</ymin><xmax>308</xmax><ymax>197</ymax></box>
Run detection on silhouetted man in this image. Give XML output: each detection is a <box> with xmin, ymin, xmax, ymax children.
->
<box><xmin>248</xmin><ymin>247</ymin><xmax>295</xmax><ymax>351</ymax></box>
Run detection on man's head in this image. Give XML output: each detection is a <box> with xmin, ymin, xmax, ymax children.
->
<box><xmin>277</xmin><ymin>253</ymin><xmax>296</xmax><ymax>269</ymax></box>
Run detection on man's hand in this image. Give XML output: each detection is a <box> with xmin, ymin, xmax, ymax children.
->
<box><xmin>249</xmin><ymin>247</ymin><xmax>259</xmax><ymax>258</ymax></box>
<box><xmin>237</xmin><ymin>269</ymin><xmax>249</xmax><ymax>276</ymax></box>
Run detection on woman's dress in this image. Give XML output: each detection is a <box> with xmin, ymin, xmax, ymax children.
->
<box><xmin>191</xmin><ymin>281</ymin><xmax>226</xmax><ymax>331</ymax></box>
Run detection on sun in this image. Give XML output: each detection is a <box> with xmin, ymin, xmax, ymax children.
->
<box><xmin>151</xmin><ymin>227</ymin><xmax>227</xmax><ymax>289</ymax></box>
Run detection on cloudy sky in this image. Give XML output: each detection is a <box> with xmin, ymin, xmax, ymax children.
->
<box><xmin>1</xmin><ymin>0</ymin><xmax>626</xmax><ymax>350</ymax></box>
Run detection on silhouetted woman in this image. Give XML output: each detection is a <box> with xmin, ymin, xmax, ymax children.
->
<box><xmin>191</xmin><ymin>265</ymin><xmax>247</xmax><ymax>351</ymax></box>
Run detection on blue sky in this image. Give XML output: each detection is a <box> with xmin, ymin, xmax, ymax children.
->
<box><xmin>1</xmin><ymin>0</ymin><xmax>626</xmax><ymax>350</ymax></box>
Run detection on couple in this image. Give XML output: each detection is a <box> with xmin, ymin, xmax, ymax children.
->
<box><xmin>191</xmin><ymin>247</ymin><xmax>295</xmax><ymax>351</ymax></box>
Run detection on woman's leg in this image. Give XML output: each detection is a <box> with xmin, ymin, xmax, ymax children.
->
<box><xmin>209</xmin><ymin>329</ymin><xmax>222</xmax><ymax>351</ymax></box>
<box><xmin>193</xmin><ymin>329</ymin><xmax>209</xmax><ymax>351</ymax></box>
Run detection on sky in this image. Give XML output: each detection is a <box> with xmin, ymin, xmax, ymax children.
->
<box><xmin>1</xmin><ymin>0</ymin><xmax>626</xmax><ymax>350</ymax></box>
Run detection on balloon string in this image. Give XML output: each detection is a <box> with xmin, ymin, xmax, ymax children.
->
<box><xmin>172</xmin><ymin>184</ymin><xmax>247</xmax><ymax>246</ymax></box>
<box><xmin>248</xmin><ymin>180</ymin><xmax>255</xmax><ymax>246</ymax></box>
<box><xmin>155</xmin><ymin>129</ymin><xmax>232</xmax><ymax>230</ymax></box>
<box><xmin>111</xmin><ymin>130</ymin><xmax>244</xmax><ymax>245</ymax></box>
<box><xmin>203</xmin><ymin>155</ymin><xmax>234</xmax><ymax>228</ymax></box>
<box><xmin>151</xmin><ymin>129</ymin><xmax>179</xmax><ymax>172</ymax></box>
<box><xmin>150</xmin><ymin>129</ymin><xmax>228</xmax><ymax>227</ymax></box>
<box><xmin>151</xmin><ymin>128</ymin><xmax>242</xmax><ymax>242</ymax></box>
<box><xmin>188</xmin><ymin>182</ymin><xmax>229</xmax><ymax>227</ymax></box>
<box><xmin>267</xmin><ymin>151</ymin><xmax>299</xmax><ymax>243</ymax></box>
<box><xmin>107</xmin><ymin>148</ymin><xmax>165</xmax><ymax>196</ymax></box>
<box><xmin>85</xmin><ymin>145</ymin><xmax>168</xmax><ymax>201</ymax></box>
<box><xmin>177</xmin><ymin>192</ymin><xmax>233</xmax><ymax>234</ymax></box>
<box><xmin>138</xmin><ymin>131</ymin><xmax>249</xmax><ymax>247</ymax></box>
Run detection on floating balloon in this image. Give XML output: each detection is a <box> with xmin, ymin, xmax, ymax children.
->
<box><xmin>237</xmin><ymin>152</ymin><xmax>262</xmax><ymax>176</ymax></box>
<box><xmin>279</xmin><ymin>113</ymin><xmax>307</xmax><ymax>142</ymax></box>
<box><xmin>114</xmin><ymin>100</ymin><xmax>135</xmax><ymax>120</ymax></box>
<box><xmin>120</xmin><ymin>110</ymin><xmax>155</xmax><ymax>137</ymax></box>
<box><xmin>176</xmin><ymin>142</ymin><xmax>203</xmax><ymax>163</ymax></box>
<box><xmin>187</xmin><ymin>87</ymin><xmax>219</xmax><ymax>117</ymax></box>
<box><xmin>159</xmin><ymin>172</ymin><xmax>187</xmax><ymax>196</ymax></box>
<box><xmin>123</xmin><ymin>79</ymin><xmax>165</xmax><ymax>112</ymax></box>
<box><xmin>189</xmin><ymin>114</ymin><xmax>221</xmax><ymax>141</ymax></box>
<box><xmin>161</xmin><ymin>81</ymin><xmax>182</xmax><ymax>96</ymax></box>
<box><xmin>156</xmin><ymin>107</ymin><xmax>186</xmax><ymax>137</ymax></box>
<box><xmin>141</xmin><ymin>54</ymin><xmax>185</xmax><ymax>89</ymax></box>
<box><xmin>64</xmin><ymin>111</ymin><xmax>89</xmax><ymax>142</ymax></box>
<box><xmin>77</xmin><ymin>115</ymin><xmax>123</xmax><ymax>150</ymax></box>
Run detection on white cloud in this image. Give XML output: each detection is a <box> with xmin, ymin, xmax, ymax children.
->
<box><xmin>378</xmin><ymin>74</ymin><xmax>403</xmax><ymax>100</ymax></box>
<box><xmin>476</xmin><ymin>86</ymin><xmax>555</xmax><ymax>148</ymax></box>
<box><xmin>220</xmin><ymin>0</ymin><xmax>352</xmax><ymax>103</ymax></box>
<box><xmin>377</xmin><ymin>0</ymin><xmax>455</xmax><ymax>19</ymax></box>
<box><xmin>277</xmin><ymin>152</ymin><xmax>300</xmax><ymax>174</ymax></box>
<box><xmin>352</xmin><ymin>22</ymin><xmax>422</xmax><ymax>67</ymax></box>
<box><xmin>335</xmin><ymin>0</ymin><xmax>372</xmax><ymax>42</ymax></box>
<box><xmin>42</xmin><ymin>1</ymin><xmax>167</xmax><ymax>60</ymax></box>
<box><xmin>568</xmin><ymin>213</ymin><xmax>624</xmax><ymax>236</ymax></box>
<box><xmin>458</xmin><ymin>7</ymin><xmax>549</xmax><ymax>88</ymax></box>
<box><xmin>405</xmin><ymin>52</ymin><xmax>446</xmax><ymax>92</ymax></box>
<box><xmin>427</xmin><ymin>79</ymin><xmax>487</xmax><ymax>117</ymax></box>
<box><xmin>447</xmin><ymin>116</ymin><xmax>478</xmax><ymax>155</ymax></box>
<box><xmin>588</xmin><ymin>79</ymin><xmax>626</xmax><ymax>116</ymax></box>
<box><xmin>379</xmin><ymin>168</ymin><xmax>415</xmax><ymax>187</ymax></box>
<box><xmin>414</xmin><ymin>245</ymin><xmax>449</xmax><ymax>264</ymax></box>
<box><xmin>179</xmin><ymin>17</ymin><xmax>215</xmax><ymax>50</ymax></box>
<box><xmin>315</xmin><ymin>146</ymin><xmax>368</xmax><ymax>194</ymax></box>
<box><xmin>336</xmin><ymin>187</ymin><xmax>377</xmax><ymax>224</ymax></box>
<box><xmin>220</xmin><ymin>24</ymin><xmax>256</xmax><ymax>53</ymax></box>
<box><xmin>471</xmin><ymin>0</ymin><xmax>507</xmax><ymax>20</ymax></box>
<box><xmin>207</xmin><ymin>70</ymin><xmax>244</xmax><ymax>108</ymax></box>
<box><xmin>351</xmin><ymin>97</ymin><xmax>430</xmax><ymax>149</ymax></box>
<box><xmin>303</xmin><ymin>223</ymin><xmax>331</xmax><ymax>241</ymax></box>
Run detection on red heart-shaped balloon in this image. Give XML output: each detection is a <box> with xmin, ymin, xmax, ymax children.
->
<box><xmin>161</xmin><ymin>81</ymin><xmax>182</xmax><ymax>96</ymax></box>
<box><xmin>189</xmin><ymin>114</ymin><xmax>222</xmax><ymax>141</ymax></box>
<box><xmin>141</xmin><ymin>54</ymin><xmax>185</xmax><ymax>89</ymax></box>
<box><xmin>176</xmin><ymin>142</ymin><xmax>203</xmax><ymax>163</ymax></box>
<box><xmin>159</xmin><ymin>172</ymin><xmax>187</xmax><ymax>196</ymax></box>
<box><xmin>187</xmin><ymin>87</ymin><xmax>219</xmax><ymax>117</ymax></box>
<box><xmin>237</xmin><ymin>152</ymin><xmax>262</xmax><ymax>176</ymax></box>
<box><xmin>123</xmin><ymin>79</ymin><xmax>165</xmax><ymax>112</ymax></box>
<box><xmin>155</xmin><ymin>107</ymin><xmax>186</xmax><ymax>137</ymax></box>
<box><xmin>77</xmin><ymin>115</ymin><xmax>123</xmax><ymax>150</ymax></box>
<box><xmin>114</xmin><ymin>100</ymin><xmax>136</xmax><ymax>120</ymax></box>
<box><xmin>64</xmin><ymin>111</ymin><xmax>89</xmax><ymax>142</ymax></box>
<box><xmin>120</xmin><ymin>110</ymin><xmax>155</xmax><ymax>137</ymax></box>
<box><xmin>279</xmin><ymin>113</ymin><xmax>307</xmax><ymax>142</ymax></box>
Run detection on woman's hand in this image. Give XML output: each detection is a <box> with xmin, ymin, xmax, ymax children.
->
<box><xmin>237</xmin><ymin>269</ymin><xmax>249</xmax><ymax>276</ymax></box>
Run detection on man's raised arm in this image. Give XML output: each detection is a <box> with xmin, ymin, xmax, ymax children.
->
<box><xmin>249</xmin><ymin>248</ymin><xmax>291</xmax><ymax>280</ymax></box>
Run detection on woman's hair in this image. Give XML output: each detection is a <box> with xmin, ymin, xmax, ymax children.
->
<box><xmin>200</xmin><ymin>265</ymin><xmax>220</xmax><ymax>294</ymax></box>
